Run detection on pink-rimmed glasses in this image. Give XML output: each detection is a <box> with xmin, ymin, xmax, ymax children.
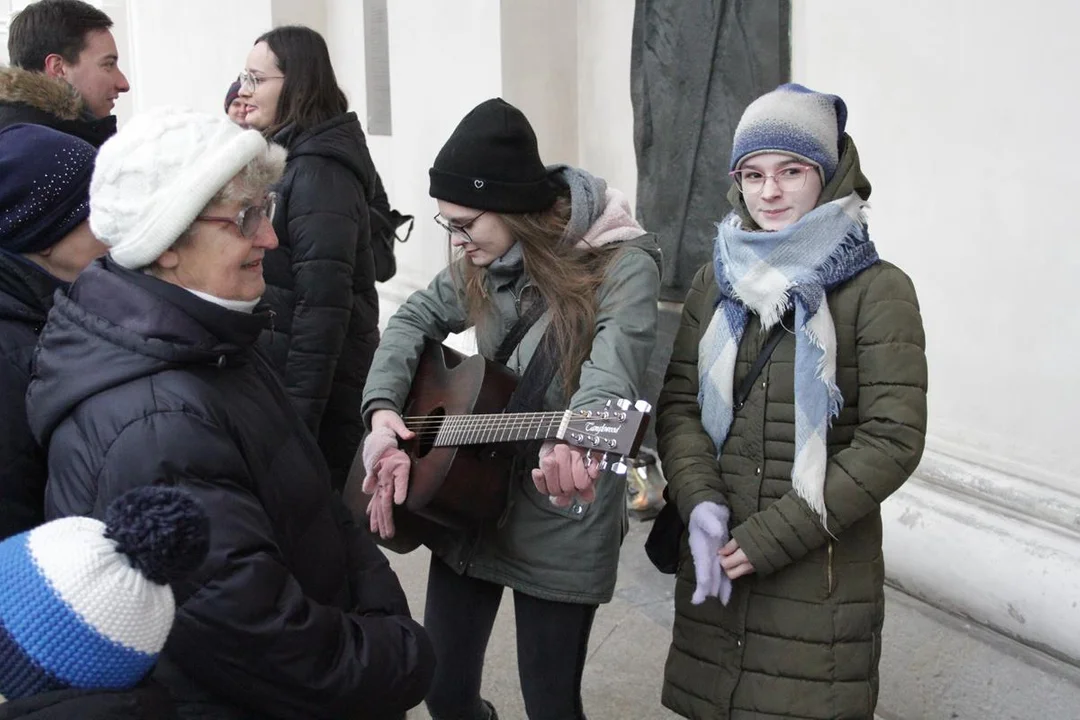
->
<box><xmin>729</xmin><ymin>164</ymin><xmax>815</xmax><ymax>195</ymax></box>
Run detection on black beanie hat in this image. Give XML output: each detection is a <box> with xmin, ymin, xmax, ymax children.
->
<box><xmin>429</xmin><ymin>98</ymin><xmax>556</xmax><ymax>213</ymax></box>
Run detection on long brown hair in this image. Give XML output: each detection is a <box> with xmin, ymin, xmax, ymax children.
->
<box><xmin>453</xmin><ymin>196</ymin><xmax>624</xmax><ymax>399</ymax></box>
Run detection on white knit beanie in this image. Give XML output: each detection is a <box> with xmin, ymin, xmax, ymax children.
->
<box><xmin>90</xmin><ymin>107</ymin><xmax>270</xmax><ymax>269</ymax></box>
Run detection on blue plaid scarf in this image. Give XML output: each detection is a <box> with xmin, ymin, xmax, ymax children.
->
<box><xmin>699</xmin><ymin>192</ymin><xmax>879</xmax><ymax>528</ymax></box>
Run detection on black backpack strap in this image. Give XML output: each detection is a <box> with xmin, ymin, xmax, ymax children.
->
<box><xmin>733</xmin><ymin>314</ymin><xmax>791</xmax><ymax>411</ymax></box>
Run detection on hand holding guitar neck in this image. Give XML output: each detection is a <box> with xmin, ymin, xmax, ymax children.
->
<box><xmin>533</xmin><ymin>440</ymin><xmax>601</xmax><ymax>508</ymax></box>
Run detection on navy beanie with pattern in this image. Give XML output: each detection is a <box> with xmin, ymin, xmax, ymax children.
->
<box><xmin>0</xmin><ymin>486</ymin><xmax>210</xmax><ymax>704</ymax></box>
<box><xmin>0</xmin><ymin>123</ymin><xmax>95</xmax><ymax>256</ymax></box>
<box><xmin>729</xmin><ymin>83</ymin><xmax>848</xmax><ymax>182</ymax></box>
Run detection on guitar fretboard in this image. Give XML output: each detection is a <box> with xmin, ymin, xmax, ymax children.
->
<box><xmin>403</xmin><ymin>411</ymin><xmax>571</xmax><ymax>447</ymax></box>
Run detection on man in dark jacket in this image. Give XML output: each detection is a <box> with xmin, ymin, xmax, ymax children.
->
<box><xmin>0</xmin><ymin>123</ymin><xmax>103</xmax><ymax>541</ymax></box>
<box><xmin>26</xmin><ymin>107</ymin><xmax>434</xmax><ymax>719</ymax></box>
<box><xmin>2</xmin><ymin>0</ymin><xmax>130</xmax><ymax>146</ymax></box>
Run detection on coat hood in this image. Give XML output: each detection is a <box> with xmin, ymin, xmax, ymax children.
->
<box><xmin>272</xmin><ymin>112</ymin><xmax>377</xmax><ymax>192</ymax></box>
<box><xmin>26</xmin><ymin>259</ymin><xmax>268</xmax><ymax>446</ymax></box>
<box><xmin>0</xmin><ymin>67</ymin><xmax>116</xmax><ymax>147</ymax></box>
<box><xmin>726</xmin><ymin>133</ymin><xmax>872</xmax><ymax>231</ymax></box>
<box><xmin>486</xmin><ymin>166</ymin><xmax>663</xmax><ymax>288</ymax></box>
<box><xmin>549</xmin><ymin>164</ymin><xmax>663</xmax><ymax>274</ymax></box>
<box><xmin>0</xmin><ymin>67</ymin><xmax>83</xmax><ymax>120</ymax></box>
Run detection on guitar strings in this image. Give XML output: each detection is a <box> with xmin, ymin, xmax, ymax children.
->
<box><xmin>400</xmin><ymin>413</ymin><xmax>625</xmax><ymax>442</ymax></box>
<box><xmin>400</xmin><ymin>416</ymin><xmax>613</xmax><ymax>432</ymax></box>
<box><xmin>400</xmin><ymin>411</ymin><xmax>624</xmax><ymax>426</ymax></box>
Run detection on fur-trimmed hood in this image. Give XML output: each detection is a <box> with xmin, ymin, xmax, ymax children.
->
<box><xmin>0</xmin><ymin>66</ymin><xmax>84</xmax><ymax>120</ymax></box>
<box><xmin>0</xmin><ymin>66</ymin><xmax>116</xmax><ymax>147</ymax></box>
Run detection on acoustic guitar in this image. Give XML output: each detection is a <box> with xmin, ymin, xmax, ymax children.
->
<box><xmin>343</xmin><ymin>339</ymin><xmax>651</xmax><ymax>553</ymax></box>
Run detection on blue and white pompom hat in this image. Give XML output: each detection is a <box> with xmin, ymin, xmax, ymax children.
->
<box><xmin>729</xmin><ymin>83</ymin><xmax>848</xmax><ymax>184</ymax></box>
<box><xmin>0</xmin><ymin>487</ymin><xmax>209</xmax><ymax>704</ymax></box>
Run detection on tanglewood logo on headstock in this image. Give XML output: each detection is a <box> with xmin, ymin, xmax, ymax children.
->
<box><xmin>584</xmin><ymin>422</ymin><xmax>621</xmax><ymax>434</ymax></box>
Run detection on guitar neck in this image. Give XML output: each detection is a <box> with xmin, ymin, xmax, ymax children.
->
<box><xmin>406</xmin><ymin>411</ymin><xmax>570</xmax><ymax>447</ymax></box>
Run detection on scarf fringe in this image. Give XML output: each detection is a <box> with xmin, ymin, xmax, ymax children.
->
<box><xmin>801</xmin><ymin>305</ymin><xmax>844</xmax><ymax>423</ymax></box>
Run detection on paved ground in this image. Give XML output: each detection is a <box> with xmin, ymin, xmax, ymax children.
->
<box><xmin>390</xmin><ymin>516</ymin><xmax>684</xmax><ymax>720</ymax></box>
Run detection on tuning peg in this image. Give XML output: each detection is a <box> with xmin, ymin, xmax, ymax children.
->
<box><xmin>616</xmin><ymin>398</ymin><xmax>632</xmax><ymax>411</ymax></box>
<box><xmin>634</xmin><ymin>399</ymin><xmax>652</xmax><ymax>414</ymax></box>
<box><xmin>611</xmin><ymin>458</ymin><xmax>629</xmax><ymax>475</ymax></box>
<box><xmin>599</xmin><ymin>452</ymin><xmax>610</xmax><ymax>471</ymax></box>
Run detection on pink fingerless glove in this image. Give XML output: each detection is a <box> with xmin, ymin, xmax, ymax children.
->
<box><xmin>361</xmin><ymin>425</ymin><xmax>399</xmax><ymax>494</ymax></box>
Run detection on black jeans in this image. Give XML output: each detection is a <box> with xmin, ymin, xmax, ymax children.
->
<box><xmin>423</xmin><ymin>555</ymin><xmax>597</xmax><ymax>720</ymax></box>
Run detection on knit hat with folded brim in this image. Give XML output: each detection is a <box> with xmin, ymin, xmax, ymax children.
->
<box><xmin>729</xmin><ymin>83</ymin><xmax>848</xmax><ymax>183</ymax></box>
<box><xmin>90</xmin><ymin>107</ymin><xmax>271</xmax><ymax>269</ymax></box>
<box><xmin>0</xmin><ymin>486</ymin><xmax>209</xmax><ymax>703</ymax></box>
<box><xmin>429</xmin><ymin>98</ymin><xmax>557</xmax><ymax>214</ymax></box>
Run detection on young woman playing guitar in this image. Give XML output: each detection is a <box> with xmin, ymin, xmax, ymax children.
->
<box><xmin>359</xmin><ymin>98</ymin><xmax>661</xmax><ymax>720</ymax></box>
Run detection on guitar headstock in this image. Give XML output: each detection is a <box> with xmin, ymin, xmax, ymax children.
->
<box><xmin>558</xmin><ymin>399</ymin><xmax>651</xmax><ymax>475</ymax></box>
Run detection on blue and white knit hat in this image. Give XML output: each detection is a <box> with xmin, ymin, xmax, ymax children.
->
<box><xmin>729</xmin><ymin>83</ymin><xmax>848</xmax><ymax>182</ymax></box>
<box><xmin>0</xmin><ymin>487</ymin><xmax>209</xmax><ymax>704</ymax></box>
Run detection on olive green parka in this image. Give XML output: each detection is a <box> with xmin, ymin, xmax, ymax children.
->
<box><xmin>656</xmin><ymin>137</ymin><xmax>928</xmax><ymax>719</ymax></box>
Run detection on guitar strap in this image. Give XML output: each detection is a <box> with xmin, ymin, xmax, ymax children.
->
<box><xmin>494</xmin><ymin>288</ymin><xmax>560</xmax><ymax>414</ymax></box>
<box><xmin>493</xmin><ymin>287</ymin><xmax>548</xmax><ymax>366</ymax></box>
<box><xmin>491</xmin><ymin>289</ymin><xmax>564</xmax><ymax>527</ymax></box>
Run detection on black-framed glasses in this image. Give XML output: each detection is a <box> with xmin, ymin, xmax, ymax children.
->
<box><xmin>728</xmin><ymin>164</ymin><xmax>815</xmax><ymax>195</ymax></box>
<box><xmin>195</xmin><ymin>192</ymin><xmax>277</xmax><ymax>238</ymax></box>
<box><xmin>238</xmin><ymin>70</ymin><xmax>284</xmax><ymax>91</ymax></box>
<box><xmin>433</xmin><ymin>210</ymin><xmax>486</xmax><ymax>244</ymax></box>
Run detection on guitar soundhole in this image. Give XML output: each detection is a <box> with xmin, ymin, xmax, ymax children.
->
<box><xmin>414</xmin><ymin>407</ymin><xmax>445</xmax><ymax>459</ymax></box>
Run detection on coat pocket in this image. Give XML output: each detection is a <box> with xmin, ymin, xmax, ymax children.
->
<box><xmin>520</xmin><ymin>474</ymin><xmax>591</xmax><ymax>521</ymax></box>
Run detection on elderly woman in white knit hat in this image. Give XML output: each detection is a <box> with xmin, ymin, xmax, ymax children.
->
<box><xmin>653</xmin><ymin>84</ymin><xmax>928</xmax><ymax>719</ymax></box>
<box><xmin>24</xmin><ymin>107</ymin><xmax>434</xmax><ymax>720</ymax></box>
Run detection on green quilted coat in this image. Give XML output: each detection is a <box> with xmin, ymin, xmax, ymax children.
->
<box><xmin>656</xmin><ymin>139</ymin><xmax>928</xmax><ymax>719</ymax></box>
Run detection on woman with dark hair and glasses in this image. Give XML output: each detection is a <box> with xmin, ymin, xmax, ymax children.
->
<box><xmin>239</xmin><ymin>24</ymin><xmax>388</xmax><ymax>490</ymax></box>
<box><xmin>26</xmin><ymin>108</ymin><xmax>434</xmax><ymax>719</ymax></box>
<box><xmin>654</xmin><ymin>84</ymin><xmax>927</xmax><ymax>719</ymax></box>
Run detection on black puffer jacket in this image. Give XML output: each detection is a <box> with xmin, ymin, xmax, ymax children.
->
<box><xmin>0</xmin><ymin>252</ymin><xmax>60</xmax><ymax>540</ymax></box>
<box><xmin>260</xmin><ymin>112</ymin><xmax>380</xmax><ymax>490</ymax></box>
<box><xmin>0</xmin><ymin>683</ymin><xmax>176</xmax><ymax>719</ymax></box>
<box><xmin>27</xmin><ymin>259</ymin><xmax>434</xmax><ymax>720</ymax></box>
<box><xmin>0</xmin><ymin>66</ymin><xmax>115</xmax><ymax>147</ymax></box>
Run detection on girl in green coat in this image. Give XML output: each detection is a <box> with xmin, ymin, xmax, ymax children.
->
<box><xmin>360</xmin><ymin>98</ymin><xmax>662</xmax><ymax>720</ymax></box>
<box><xmin>656</xmin><ymin>84</ymin><xmax>927</xmax><ymax>719</ymax></box>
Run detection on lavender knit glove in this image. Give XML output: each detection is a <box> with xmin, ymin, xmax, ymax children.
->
<box><xmin>688</xmin><ymin>501</ymin><xmax>733</xmax><ymax>606</ymax></box>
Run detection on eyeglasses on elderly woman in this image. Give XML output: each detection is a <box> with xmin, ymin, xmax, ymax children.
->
<box><xmin>194</xmin><ymin>192</ymin><xmax>277</xmax><ymax>239</ymax></box>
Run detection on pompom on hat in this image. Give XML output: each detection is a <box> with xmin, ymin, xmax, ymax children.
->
<box><xmin>90</xmin><ymin>107</ymin><xmax>271</xmax><ymax>269</ymax></box>
<box><xmin>0</xmin><ymin>486</ymin><xmax>210</xmax><ymax>704</ymax></box>
<box><xmin>729</xmin><ymin>83</ymin><xmax>848</xmax><ymax>183</ymax></box>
